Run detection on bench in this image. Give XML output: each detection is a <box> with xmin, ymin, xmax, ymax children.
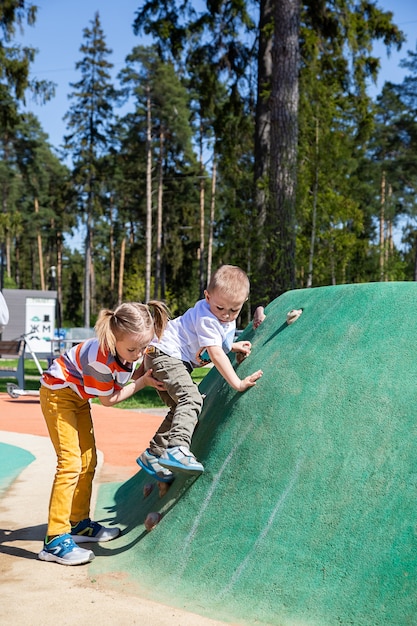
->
<box><xmin>0</xmin><ymin>339</ymin><xmax>25</xmax><ymax>389</ymax></box>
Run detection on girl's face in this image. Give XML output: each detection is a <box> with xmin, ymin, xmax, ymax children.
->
<box><xmin>115</xmin><ymin>333</ymin><xmax>150</xmax><ymax>364</ymax></box>
<box><xmin>204</xmin><ymin>288</ymin><xmax>247</xmax><ymax>323</ymax></box>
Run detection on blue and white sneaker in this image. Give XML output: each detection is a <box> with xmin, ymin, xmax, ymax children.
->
<box><xmin>159</xmin><ymin>445</ymin><xmax>204</xmax><ymax>475</ymax></box>
<box><xmin>70</xmin><ymin>518</ymin><xmax>120</xmax><ymax>543</ymax></box>
<box><xmin>38</xmin><ymin>533</ymin><xmax>94</xmax><ymax>566</ymax></box>
<box><xmin>136</xmin><ymin>448</ymin><xmax>175</xmax><ymax>483</ymax></box>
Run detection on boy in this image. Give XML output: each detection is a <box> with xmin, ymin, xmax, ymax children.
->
<box><xmin>137</xmin><ymin>265</ymin><xmax>263</xmax><ymax>480</ymax></box>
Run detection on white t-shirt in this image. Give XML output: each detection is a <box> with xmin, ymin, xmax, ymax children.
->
<box><xmin>0</xmin><ymin>292</ymin><xmax>9</xmax><ymax>333</ymax></box>
<box><xmin>152</xmin><ymin>298</ymin><xmax>235</xmax><ymax>367</ymax></box>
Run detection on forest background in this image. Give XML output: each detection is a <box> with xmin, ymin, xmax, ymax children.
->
<box><xmin>2</xmin><ymin>0</ymin><xmax>417</xmax><ymax>330</ymax></box>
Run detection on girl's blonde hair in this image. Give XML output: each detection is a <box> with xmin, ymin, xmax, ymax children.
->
<box><xmin>94</xmin><ymin>301</ymin><xmax>170</xmax><ymax>355</ymax></box>
<box><xmin>207</xmin><ymin>265</ymin><xmax>250</xmax><ymax>299</ymax></box>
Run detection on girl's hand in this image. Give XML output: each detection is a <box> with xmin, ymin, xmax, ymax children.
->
<box><xmin>140</xmin><ymin>368</ymin><xmax>165</xmax><ymax>391</ymax></box>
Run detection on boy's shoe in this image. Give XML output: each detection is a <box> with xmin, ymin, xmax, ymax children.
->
<box><xmin>159</xmin><ymin>446</ymin><xmax>204</xmax><ymax>475</ymax></box>
<box><xmin>38</xmin><ymin>533</ymin><xmax>94</xmax><ymax>566</ymax></box>
<box><xmin>136</xmin><ymin>448</ymin><xmax>175</xmax><ymax>483</ymax></box>
<box><xmin>70</xmin><ymin>518</ymin><xmax>121</xmax><ymax>543</ymax></box>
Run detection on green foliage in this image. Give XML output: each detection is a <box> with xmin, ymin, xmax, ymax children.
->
<box><xmin>63</xmin><ymin>249</ymin><xmax>84</xmax><ymax>325</ymax></box>
<box><xmin>295</xmin><ymin>0</ymin><xmax>408</xmax><ymax>288</ymax></box>
<box><xmin>3</xmin><ymin>0</ymin><xmax>417</xmax><ymax>327</ymax></box>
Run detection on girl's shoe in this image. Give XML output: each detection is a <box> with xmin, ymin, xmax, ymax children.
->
<box><xmin>136</xmin><ymin>448</ymin><xmax>175</xmax><ymax>483</ymax></box>
<box><xmin>38</xmin><ymin>533</ymin><xmax>94</xmax><ymax>566</ymax></box>
<box><xmin>159</xmin><ymin>446</ymin><xmax>204</xmax><ymax>474</ymax></box>
<box><xmin>70</xmin><ymin>518</ymin><xmax>120</xmax><ymax>543</ymax></box>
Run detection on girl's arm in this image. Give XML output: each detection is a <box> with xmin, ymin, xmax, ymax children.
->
<box><xmin>206</xmin><ymin>345</ymin><xmax>263</xmax><ymax>392</ymax></box>
<box><xmin>131</xmin><ymin>360</ymin><xmax>145</xmax><ymax>380</ymax></box>
<box><xmin>99</xmin><ymin>368</ymin><xmax>164</xmax><ymax>407</ymax></box>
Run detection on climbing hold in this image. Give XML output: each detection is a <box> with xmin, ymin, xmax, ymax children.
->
<box><xmin>286</xmin><ymin>309</ymin><xmax>303</xmax><ymax>325</ymax></box>
<box><xmin>144</xmin><ymin>512</ymin><xmax>162</xmax><ymax>531</ymax></box>
<box><xmin>158</xmin><ymin>481</ymin><xmax>171</xmax><ymax>498</ymax></box>
<box><xmin>143</xmin><ymin>483</ymin><xmax>154</xmax><ymax>498</ymax></box>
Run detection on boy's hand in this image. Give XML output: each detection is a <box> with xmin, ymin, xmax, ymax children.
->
<box><xmin>239</xmin><ymin>369</ymin><xmax>263</xmax><ymax>391</ymax></box>
<box><xmin>253</xmin><ymin>306</ymin><xmax>266</xmax><ymax>329</ymax></box>
<box><xmin>233</xmin><ymin>340</ymin><xmax>252</xmax><ymax>364</ymax></box>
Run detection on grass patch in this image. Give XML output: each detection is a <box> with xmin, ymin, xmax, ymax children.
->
<box><xmin>92</xmin><ymin>366</ymin><xmax>210</xmax><ymax>410</ymax></box>
<box><xmin>0</xmin><ymin>358</ymin><xmax>46</xmax><ymax>393</ymax></box>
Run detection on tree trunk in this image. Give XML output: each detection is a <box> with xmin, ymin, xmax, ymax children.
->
<box><xmin>109</xmin><ymin>200</ymin><xmax>115</xmax><ymax>294</ymax></box>
<box><xmin>34</xmin><ymin>197</ymin><xmax>45</xmax><ymax>291</ymax></box>
<box><xmin>8</xmin><ymin>235</ymin><xmax>14</xmax><ymax>284</ymax></box>
<box><xmin>414</xmin><ymin>232</ymin><xmax>417</xmax><ymax>282</ymax></box>
<box><xmin>253</xmin><ymin>0</ymin><xmax>273</xmax><ymax>302</ymax></box>
<box><xmin>199</xmin><ymin>122</ymin><xmax>205</xmax><ymax>298</ymax></box>
<box><xmin>330</xmin><ymin>236</ymin><xmax>336</xmax><ymax>286</ymax></box>
<box><xmin>268</xmin><ymin>0</ymin><xmax>300</xmax><ymax>297</ymax></box>
<box><xmin>154</xmin><ymin>130</ymin><xmax>164</xmax><ymax>300</ymax></box>
<box><xmin>386</xmin><ymin>183</ymin><xmax>392</xmax><ymax>281</ymax></box>
<box><xmin>118</xmin><ymin>236</ymin><xmax>126</xmax><ymax>306</ymax></box>
<box><xmin>379</xmin><ymin>171</ymin><xmax>386</xmax><ymax>281</ymax></box>
<box><xmin>145</xmin><ymin>85</ymin><xmax>152</xmax><ymax>303</ymax></box>
<box><xmin>56</xmin><ymin>231</ymin><xmax>63</xmax><ymax>329</ymax></box>
<box><xmin>83</xmin><ymin>192</ymin><xmax>92</xmax><ymax>327</ymax></box>
<box><xmin>207</xmin><ymin>156</ymin><xmax>217</xmax><ymax>285</ymax></box>
<box><xmin>90</xmin><ymin>236</ymin><xmax>96</xmax><ymax>318</ymax></box>
<box><xmin>307</xmin><ymin>118</ymin><xmax>319</xmax><ymax>288</ymax></box>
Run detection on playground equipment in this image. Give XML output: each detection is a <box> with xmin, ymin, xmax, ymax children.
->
<box><xmin>6</xmin><ymin>333</ymin><xmax>44</xmax><ymax>399</ymax></box>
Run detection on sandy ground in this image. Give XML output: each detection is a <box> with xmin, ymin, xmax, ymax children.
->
<box><xmin>0</xmin><ymin>394</ymin><xmax>228</xmax><ymax>626</ymax></box>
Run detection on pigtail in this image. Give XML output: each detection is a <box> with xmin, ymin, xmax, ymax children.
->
<box><xmin>94</xmin><ymin>309</ymin><xmax>116</xmax><ymax>354</ymax></box>
<box><xmin>147</xmin><ymin>300</ymin><xmax>170</xmax><ymax>340</ymax></box>
<box><xmin>94</xmin><ymin>300</ymin><xmax>170</xmax><ymax>356</ymax></box>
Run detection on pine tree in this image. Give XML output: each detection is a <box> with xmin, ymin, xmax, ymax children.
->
<box><xmin>118</xmin><ymin>45</ymin><xmax>196</xmax><ymax>304</ymax></box>
<box><xmin>0</xmin><ymin>0</ymin><xmax>54</xmax><ymax>289</ymax></box>
<box><xmin>63</xmin><ymin>12</ymin><xmax>117</xmax><ymax>326</ymax></box>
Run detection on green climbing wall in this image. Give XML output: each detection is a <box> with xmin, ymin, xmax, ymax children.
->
<box><xmin>92</xmin><ymin>283</ymin><xmax>417</xmax><ymax>625</ymax></box>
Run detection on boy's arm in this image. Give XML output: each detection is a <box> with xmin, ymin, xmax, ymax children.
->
<box><xmin>206</xmin><ymin>345</ymin><xmax>263</xmax><ymax>392</ymax></box>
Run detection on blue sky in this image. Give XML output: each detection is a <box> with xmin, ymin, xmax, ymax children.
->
<box><xmin>17</xmin><ymin>1</ymin><xmax>143</xmax><ymax>149</ymax></box>
<box><xmin>16</xmin><ymin>0</ymin><xmax>417</xmax><ymax>151</ymax></box>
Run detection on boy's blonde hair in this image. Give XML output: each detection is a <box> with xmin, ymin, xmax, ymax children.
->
<box><xmin>94</xmin><ymin>301</ymin><xmax>170</xmax><ymax>355</ymax></box>
<box><xmin>207</xmin><ymin>265</ymin><xmax>250</xmax><ymax>299</ymax></box>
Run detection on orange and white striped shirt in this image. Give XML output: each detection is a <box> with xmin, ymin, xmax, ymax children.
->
<box><xmin>41</xmin><ymin>338</ymin><xmax>137</xmax><ymax>400</ymax></box>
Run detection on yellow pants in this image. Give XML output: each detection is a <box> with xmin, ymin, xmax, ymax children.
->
<box><xmin>39</xmin><ymin>386</ymin><xmax>97</xmax><ymax>537</ymax></box>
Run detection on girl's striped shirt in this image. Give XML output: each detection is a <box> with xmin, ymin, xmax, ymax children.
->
<box><xmin>41</xmin><ymin>338</ymin><xmax>137</xmax><ymax>399</ymax></box>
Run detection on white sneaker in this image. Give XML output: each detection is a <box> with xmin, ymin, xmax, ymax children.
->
<box><xmin>159</xmin><ymin>446</ymin><xmax>204</xmax><ymax>474</ymax></box>
<box><xmin>38</xmin><ymin>533</ymin><xmax>94</xmax><ymax>565</ymax></box>
<box><xmin>136</xmin><ymin>448</ymin><xmax>175</xmax><ymax>483</ymax></box>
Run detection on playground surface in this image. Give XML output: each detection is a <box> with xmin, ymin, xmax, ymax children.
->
<box><xmin>2</xmin><ymin>282</ymin><xmax>416</xmax><ymax>625</ymax></box>
<box><xmin>0</xmin><ymin>393</ymin><xmax>228</xmax><ymax>626</ymax></box>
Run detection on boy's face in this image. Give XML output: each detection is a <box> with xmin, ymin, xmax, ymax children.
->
<box><xmin>204</xmin><ymin>288</ymin><xmax>247</xmax><ymax>323</ymax></box>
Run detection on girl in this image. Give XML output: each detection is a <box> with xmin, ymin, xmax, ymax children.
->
<box><xmin>38</xmin><ymin>301</ymin><xmax>169</xmax><ymax>566</ymax></box>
